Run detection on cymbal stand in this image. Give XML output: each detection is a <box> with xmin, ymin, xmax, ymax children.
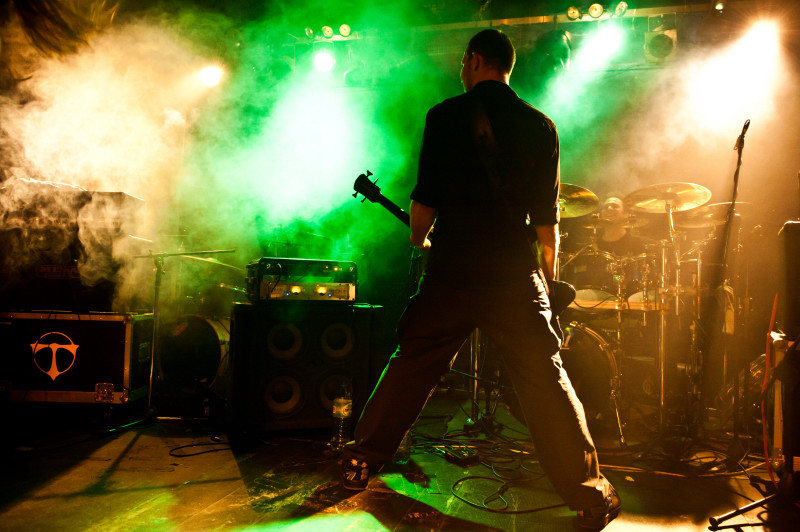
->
<box><xmin>658</xmin><ymin>201</ymin><xmax>681</xmax><ymax>430</ymax></box>
<box><xmin>558</xmin><ymin>215</ymin><xmax>600</xmax><ymax>273</ymax></box>
<box><xmin>558</xmin><ymin>237</ymin><xmax>597</xmax><ymax>273</ymax></box>
<box><xmin>133</xmin><ymin>249</ymin><xmax>236</xmax><ymax>412</ymax></box>
<box><xmin>468</xmin><ymin>329</ymin><xmax>481</xmax><ymax>426</ymax></box>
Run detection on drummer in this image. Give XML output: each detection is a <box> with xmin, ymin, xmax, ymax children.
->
<box><xmin>595</xmin><ymin>196</ymin><xmax>648</xmax><ymax>257</ymax></box>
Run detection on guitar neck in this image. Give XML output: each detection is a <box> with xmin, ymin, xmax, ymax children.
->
<box><xmin>377</xmin><ymin>196</ymin><xmax>410</xmax><ymax>227</ymax></box>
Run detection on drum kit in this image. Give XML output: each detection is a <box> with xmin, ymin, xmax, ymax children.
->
<box><xmin>133</xmin><ymin>247</ymin><xmax>247</xmax><ymax>415</ymax></box>
<box><xmin>555</xmin><ymin>181</ymin><xmax>745</xmax><ymax>443</ymax></box>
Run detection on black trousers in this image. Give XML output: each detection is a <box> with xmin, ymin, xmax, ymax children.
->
<box><xmin>344</xmin><ymin>273</ymin><xmax>611</xmax><ymax>510</ymax></box>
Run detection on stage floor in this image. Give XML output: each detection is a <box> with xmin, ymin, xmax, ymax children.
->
<box><xmin>1</xmin><ymin>391</ymin><xmax>797</xmax><ymax>531</ymax></box>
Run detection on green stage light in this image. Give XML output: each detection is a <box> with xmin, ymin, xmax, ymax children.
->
<box><xmin>312</xmin><ymin>49</ymin><xmax>335</xmax><ymax>72</ymax></box>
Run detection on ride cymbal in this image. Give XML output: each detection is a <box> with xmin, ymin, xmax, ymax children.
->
<box><xmin>559</xmin><ymin>183</ymin><xmax>600</xmax><ymax>218</ymax></box>
<box><xmin>624</xmin><ymin>182</ymin><xmax>711</xmax><ymax>213</ymax></box>
<box><xmin>675</xmin><ymin>202</ymin><xmax>751</xmax><ymax>228</ymax></box>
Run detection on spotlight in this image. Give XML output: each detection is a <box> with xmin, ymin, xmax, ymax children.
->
<box><xmin>312</xmin><ymin>43</ymin><xmax>335</xmax><ymax>72</ymax></box>
<box><xmin>566</xmin><ymin>6</ymin><xmax>582</xmax><ymax>21</ymax></box>
<box><xmin>338</xmin><ymin>24</ymin><xmax>351</xmax><ymax>38</ymax></box>
<box><xmin>714</xmin><ymin>1</ymin><xmax>725</xmax><ymax>11</ymax></box>
<box><xmin>304</xmin><ymin>27</ymin><xmax>314</xmax><ymax>39</ymax></box>
<box><xmin>321</xmin><ymin>26</ymin><xmax>334</xmax><ymax>39</ymax></box>
<box><xmin>614</xmin><ymin>2</ymin><xmax>628</xmax><ymax>17</ymax></box>
<box><xmin>198</xmin><ymin>65</ymin><xmax>224</xmax><ymax>87</ymax></box>
<box><xmin>588</xmin><ymin>3</ymin><xmax>605</xmax><ymax>19</ymax></box>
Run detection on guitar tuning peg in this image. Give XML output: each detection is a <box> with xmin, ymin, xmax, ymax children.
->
<box><xmin>366</xmin><ymin>170</ymin><xmax>373</xmax><ymax>177</ymax></box>
<box><xmin>352</xmin><ymin>191</ymin><xmax>359</xmax><ymax>198</ymax></box>
<box><xmin>360</xmin><ymin>197</ymin><xmax>366</xmax><ymax>203</ymax></box>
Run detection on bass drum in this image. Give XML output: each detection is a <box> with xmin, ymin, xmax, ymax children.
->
<box><xmin>560</xmin><ymin>322</ymin><xmax>619</xmax><ymax>417</ymax></box>
<box><xmin>159</xmin><ymin>315</ymin><xmax>231</xmax><ymax>416</ymax></box>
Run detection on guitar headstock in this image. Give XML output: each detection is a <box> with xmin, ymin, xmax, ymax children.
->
<box><xmin>353</xmin><ymin>171</ymin><xmax>382</xmax><ymax>203</ymax></box>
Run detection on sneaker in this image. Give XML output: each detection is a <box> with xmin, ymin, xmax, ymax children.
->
<box><xmin>575</xmin><ymin>484</ymin><xmax>621</xmax><ymax>530</ymax></box>
<box><xmin>340</xmin><ymin>458</ymin><xmax>369</xmax><ymax>491</ymax></box>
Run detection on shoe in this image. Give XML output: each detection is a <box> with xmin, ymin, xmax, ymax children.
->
<box><xmin>575</xmin><ymin>485</ymin><xmax>621</xmax><ymax>530</ymax></box>
<box><xmin>340</xmin><ymin>458</ymin><xmax>369</xmax><ymax>491</ymax></box>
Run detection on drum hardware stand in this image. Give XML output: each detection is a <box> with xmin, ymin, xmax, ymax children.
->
<box><xmin>559</xmin><ymin>215</ymin><xmax>602</xmax><ymax>272</ymax></box>
<box><xmin>468</xmin><ymin>329</ymin><xmax>481</xmax><ymax>428</ymax></box>
<box><xmin>657</xmin><ymin>201</ymin><xmax>683</xmax><ymax>431</ymax></box>
<box><xmin>454</xmin><ymin>328</ymin><xmax>507</xmax><ymax>433</ymax></box>
<box><xmin>133</xmin><ymin>248</ymin><xmax>236</xmax><ymax>414</ymax></box>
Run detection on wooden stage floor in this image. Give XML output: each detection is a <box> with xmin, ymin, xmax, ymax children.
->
<box><xmin>1</xmin><ymin>390</ymin><xmax>798</xmax><ymax>531</ymax></box>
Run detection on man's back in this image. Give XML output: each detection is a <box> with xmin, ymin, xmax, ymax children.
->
<box><xmin>412</xmin><ymin>80</ymin><xmax>560</xmax><ymax>285</ymax></box>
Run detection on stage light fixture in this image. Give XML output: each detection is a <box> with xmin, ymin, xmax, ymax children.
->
<box><xmin>339</xmin><ymin>24</ymin><xmax>351</xmax><ymax>37</ymax></box>
<box><xmin>614</xmin><ymin>2</ymin><xmax>628</xmax><ymax>17</ymax></box>
<box><xmin>588</xmin><ymin>3</ymin><xmax>605</xmax><ymax>19</ymax></box>
<box><xmin>714</xmin><ymin>1</ymin><xmax>725</xmax><ymax>11</ymax></box>
<box><xmin>321</xmin><ymin>26</ymin><xmax>334</xmax><ymax>39</ymax></box>
<box><xmin>566</xmin><ymin>6</ymin><xmax>582</xmax><ymax>21</ymax></box>
<box><xmin>304</xmin><ymin>27</ymin><xmax>314</xmax><ymax>39</ymax></box>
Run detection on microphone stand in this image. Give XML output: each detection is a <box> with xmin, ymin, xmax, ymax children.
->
<box><xmin>721</xmin><ymin>121</ymin><xmax>749</xmax><ymax>446</ymax></box>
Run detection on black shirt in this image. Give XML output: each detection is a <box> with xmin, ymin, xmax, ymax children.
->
<box><xmin>411</xmin><ymin>80</ymin><xmax>560</xmax><ymax>285</ymax></box>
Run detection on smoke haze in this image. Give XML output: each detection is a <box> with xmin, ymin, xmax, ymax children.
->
<box><xmin>0</xmin><ymin>1</ymin><xmax>798</xmax><ymax>347</ymax></box>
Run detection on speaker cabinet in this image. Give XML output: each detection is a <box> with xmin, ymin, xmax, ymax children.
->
<box><xmin>229</xmin><ymin>301</ymin><xmax>384</xmax><ymax>434</ymax></box>
<box><xmin>779</xmin><ymin>221</ymin><xmax>800</xmax><ymax>339</ymax></box>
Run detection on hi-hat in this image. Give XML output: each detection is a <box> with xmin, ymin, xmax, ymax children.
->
<box><xmin>559</xmin><ymin>183</ymin><xmax>599</xmax><ymax>218</ymax></box>
<box><xmin>624</xmin><ymin>182</ymin><xmax>712</xmax><ymax>213</ymax></box>
<box><xmin>675</xmin><ymin>202</ymin><xmax>751</xmax><ymax>228</ymax></box>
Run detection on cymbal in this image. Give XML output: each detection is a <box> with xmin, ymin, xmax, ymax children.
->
<box><xmin>624</xmin><ymin>182</ymin><xmax>711</xmax><ymax>213</ymax></box>
<box><xmin>559</xmin><ymin>183</ymin><xmax>599</xmax><ymax>218</ymax></box>
<box><xmin>182</xmin><ymin>255</ymin><xmax>245</xmax><ymax>273</ymax></box>
<box><xmin>577</xmin><ymin>214</ymin><xmax>650</xmax><ymax>229</ymax></box>
<box><xmin>675</xmin><ymin>202</ymin><xmax>750</xmax><ymax>228</ymax></box>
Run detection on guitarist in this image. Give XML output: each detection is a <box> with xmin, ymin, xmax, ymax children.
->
<box><xmin>341</xmin><ymin>29</ymin><xmax>620</xmax><ymax>530</ymax></box>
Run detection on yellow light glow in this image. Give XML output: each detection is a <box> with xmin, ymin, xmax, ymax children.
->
<box><xmin>684</xmin><ymin>19</ymin><xmax>781</xmax><ymax>133</ymax></box>
<box><xmin>198</xmin><ymin>66</ymin><xmax>223</xmax><ymax>87</ymax></box>
<box><xmin>290</xmin><ymin>285</ymin><xmax>302</xmax><ymax>294</ymax></box>
<box><xmin>316</xmin><ymin>286</ymin><xmax>328</xmax><ymax>295</ymax></box>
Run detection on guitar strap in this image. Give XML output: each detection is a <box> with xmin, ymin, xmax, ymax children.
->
<box><xmin>470</xmin><ymin>94</ymin><xmax>551</xmax><ymax>296</ymax></box>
